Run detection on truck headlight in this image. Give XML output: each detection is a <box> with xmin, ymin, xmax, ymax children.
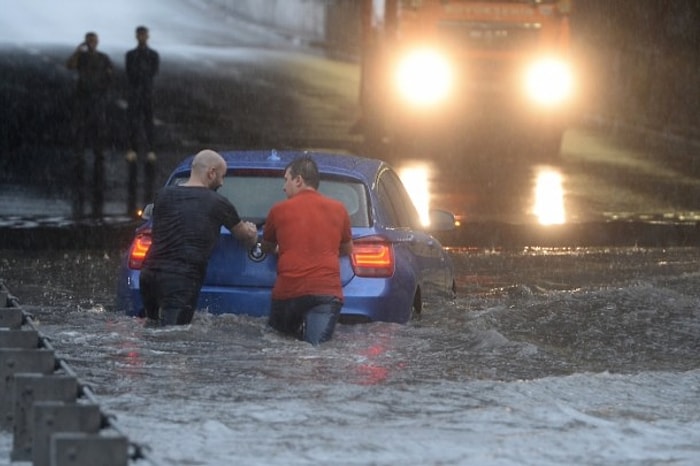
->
<box><xmin>524</xmin><ymin>58</ymin><xmax>573</xmax><ymax>107</ymax></box>
<box><xmin>395</xmin><ymin>49</ymin><xmax>453</xmax><ymax>107</ymax></box>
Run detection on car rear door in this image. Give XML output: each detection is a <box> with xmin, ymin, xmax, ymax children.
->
<box><xmin>376</xmin><ymin>168</ymin><xmax>451</xmax><ymax>293</ymax></box>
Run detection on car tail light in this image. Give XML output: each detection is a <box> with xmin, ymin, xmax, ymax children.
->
<box><xmin>351</xmin><ymin>237</ymin><xmax>394</xmax><ymax>278</ymax></box>
<box><xmin>128</xmin><ymin>233</ymin><xmax>152</xmax><ymax>269</ymax></box>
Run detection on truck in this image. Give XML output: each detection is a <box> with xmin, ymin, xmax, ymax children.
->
<box><xmin>358</xmin><ymin>0</ymin><xmax>576</xmax><ymax>155</ymax></box>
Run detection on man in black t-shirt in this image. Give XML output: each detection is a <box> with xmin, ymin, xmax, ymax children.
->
<box><xmin>125</xmin><ymin>25</ymin><xmax>159</xmax><ymax>161</ymax></box>
<box><xmin>139</xmin><ymin>149</ymin><xmax>257</xmax><ymax>326</ymax></box>
<box><xmin>66</xmin><ymin>31</ymin><xmax>113</xmax><ymax>218</ymax></box>
<box><xmin>125</xmin><ymin>25</ymin><xmax>160</xmax><ymax>215</ymax></box>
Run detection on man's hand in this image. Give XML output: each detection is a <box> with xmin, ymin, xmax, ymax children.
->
<box><xmin>242</xmin><ymin>221</ymin><xmax>258</xmax><ymax>247</ymax></box>
<box><xmin>233</xmin><ymin>221</ymin><xmax>258</xmax><ymax>247</ymax></box>
<box><xmin>260</xmin><ymin>240</ymin><xmax>278</xmax><ymax>255</ymax></box>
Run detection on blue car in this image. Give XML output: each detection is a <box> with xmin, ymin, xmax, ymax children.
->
<box><xmin>116</xmin><ymin>150</ymin><xmax>456</xmax><ymax>324</ymax></box>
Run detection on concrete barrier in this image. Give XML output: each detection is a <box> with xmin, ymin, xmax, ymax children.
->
<box><xmin>0</xmin><ymin>280</ymin><xmax>157</xmax><ymax>465</ymax></box>
<box><xmin>33</xmin><ymin>402</ymin><xmax>104</xmax><ymax>466</ymax></box>
<box><xmin>0</xmin><ymin>348</ymin><xmax>56</xmax><ymax>430</ymax></box>
<box><xmin>52</xmin><ymin>432</ymin><xmax>129</xmax><ymax>466</ymax></box>
<box><xmin>0</xmin><ymin>308</ymin><xmax>24</xmax><ymax>329</ymax></box>
<box><xmin>0</xmin><ymin>329</ymin><xmax>39</xmax><ymax>348</ymax></box>
<box><xmin>12</xmin><ymin>374</ymin><xmax>80</xmax><ymax>462</ymax></box>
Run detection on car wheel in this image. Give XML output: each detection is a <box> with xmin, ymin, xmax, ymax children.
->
<box><xmin>410</xmin><ymin>290</ymin><xmax>422</xmax><ymax>321</ymax></box>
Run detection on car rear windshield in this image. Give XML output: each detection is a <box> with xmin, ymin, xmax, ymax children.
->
<box><xmin>171</xmin><ymin>174</ymin><xmax>370</xmax><ymax>227</ymax></box>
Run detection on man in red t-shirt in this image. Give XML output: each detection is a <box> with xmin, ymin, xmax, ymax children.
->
<box><xmin>262</xmin><ymin>156</ymin><xmax>353</xmax><ymax>345</ymax></box>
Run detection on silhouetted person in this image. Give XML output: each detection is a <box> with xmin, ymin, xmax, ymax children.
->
<box><xmin>125</xmin><ymin>25</ymin><xmax>159</xmax><ymax>215</ymax></box>
<box><xmin>66</xmin><ymin>31</ymin><xmax>113</xmax><ymax>218</ymax></box>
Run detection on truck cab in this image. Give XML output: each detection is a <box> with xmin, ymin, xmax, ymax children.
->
<box><xmin>360</xmin><ymin>0</ymin><xmax>576</xmax><ymax>155</ymax></box>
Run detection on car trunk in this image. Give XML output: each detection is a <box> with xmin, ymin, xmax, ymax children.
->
<box><xmin>204</xmin><ymin>231</ymin><xmax>355</xmax><ymax>289</ymax></box>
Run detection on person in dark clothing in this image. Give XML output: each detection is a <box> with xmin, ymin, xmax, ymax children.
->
<box><xmin>66</xmin><ymin>31</ymin><xmax>113</xmax><ymax>218</ymax></box>
<box><xmin>139</xmin><ymin>149</ymin><xmax>258</xmax><ymax>326</ymax></box>
<box><xmin>125</xmin><ymin>25</ymin><xmax>160</xmax><ymax>214</ymax></box>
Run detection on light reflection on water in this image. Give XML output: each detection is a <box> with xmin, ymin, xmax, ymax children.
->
<box><xmin>392</xmin><ymin>159</ymin><xmax>569</xmax><ymax>227</ymax></box>
<box><xmin>532</xmin><ymin>165</ymin><xmax>566</xmax><ymax>225</ymax></box>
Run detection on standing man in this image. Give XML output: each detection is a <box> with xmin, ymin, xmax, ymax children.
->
<box><xmin>139</xmin><ymin>149</ymin><xmax>258</xmax><ymax>326</ymax></box>
<box><xmin>261</xmin><ymin>156</ymin><xmax>353</xmax><ymax>345</ymax></box>
<box><xmin>66</xmin><ymin>31</ymin><xmax>114</xmax><ymax>218</ymax></box>
<box><xmin>125</xmin><ymin>25</ymin><xmax>160</xmax><ymax>215</ymax></box>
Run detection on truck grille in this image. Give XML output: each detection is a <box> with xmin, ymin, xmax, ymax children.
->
<box><xmin>438</xmin><ymin>21</ymin><xmax>541</xmax><ymax>52</ymax></box>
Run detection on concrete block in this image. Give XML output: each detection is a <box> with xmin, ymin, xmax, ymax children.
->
<box><xmin>0</xmin><ymin>329</ymin><xmax>39</xmax><ymax>348</ymax></box>
<box><xmin>0</xmin><ymin>348</ymin><xmax>55</xmax><ymax>430</ymax></box>
<box><xmin>33</xmin><ymin>402</ymin><xmax>103</xmax><ymax>466</ymax></box>
<box><xmin>11</xmin><ymin>374</ymin><xmax>79</xmax><ymax>461</ymax></box>
<box><xmin>51</xmin><ymin>433</ymin><xmax>129</xmax><ymax>466</ymax></box>
<box><xmin>0</xmin><ymin>307</ymin><xmax>24</xmax><ymax>329</ymax></box>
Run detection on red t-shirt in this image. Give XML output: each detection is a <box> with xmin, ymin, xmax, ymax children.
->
<box><xmin>263</xmin><ymin>190</ymin><xmax>352</xmax><ymax>300</ymax></box>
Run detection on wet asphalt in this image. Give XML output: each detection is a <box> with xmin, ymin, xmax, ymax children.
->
<box><xmin>2</xmin><ymin>42</ymin><xmax>700</xmax><ymax>251</ymax></box>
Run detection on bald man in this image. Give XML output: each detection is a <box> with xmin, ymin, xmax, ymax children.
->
<box><xmin>139</xmin><ymin>150</ymin><xmax>257</xmax><ymax>326</ymax></box>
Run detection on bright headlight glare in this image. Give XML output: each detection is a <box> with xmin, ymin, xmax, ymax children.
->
<box><xmin>395</xmin><ymin>49</ymin><xmax>452</xmax><ymax>106</ymax></box>
<box><xmin>524</xmin><ymin>58</ymin><xmax>573</xmax><ymax>107</ymax></box>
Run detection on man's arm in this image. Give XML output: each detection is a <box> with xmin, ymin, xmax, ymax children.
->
<box><xmin>66</xmin><ymin>45</ymin><xmax>83</xmax><ymax>70</ymax></box>
<box><xmin>105</xmin><ymin>55</ymin><xmax>114</xmax><ymax>80</ymax></box>
<box><xmin>231</xmin><ymin>221</ymin><xmax>258</xmax><ymax>247</ymax></box>
<box><xmin>152</xmin><ymin>50</ymin><xmax>160</xmax><ymax>77</ymax></box>
<box><xmin>339</xmin><ymin>240</ymin><xmax>353</xmax><ymax>257</ymax></box>
<box><xmin>339</xmin><ymin>210</ymin><xmax>353</xmax><ymax>256</ymax></box>
<box><xmin>260</xmin><ymin>240</ymin><xmax>278</xmax><ymax>254</ymax></box>
<box><xmin>125</xmin><ymin>51</ymin><xmax>133</xmax><ymax>80</ymax></box>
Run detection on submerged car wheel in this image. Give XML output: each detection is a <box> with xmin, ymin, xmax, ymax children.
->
<box><xmin>411</xmin><ymin>290</ymin><xmax>422</xmax><ymax>321</ymax></box>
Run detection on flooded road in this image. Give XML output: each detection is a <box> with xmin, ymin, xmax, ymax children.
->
<box><xmin>2</xmin><ymin>2</ymin><xmax>700</xmax><ymax>464</ymax></box>
<box><xmin>2</xmin><ymin>247</ymin><xmax>699</xmax><ymax>465</ymax></box>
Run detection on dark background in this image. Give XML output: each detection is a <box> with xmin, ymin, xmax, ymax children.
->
<box><xmin>575</xmin><ymin>0</ymin><xmax>699</xmax><ymax>51</ymax></box>
<box><xmin>1</xmin><ymin>0</ymin><xmax>699</xmax><ymax>173</ymax></box>
<box><xmin>572</xmin><ymin>0</ymin><xmax>699</xmax><ymax>138</ymax></box>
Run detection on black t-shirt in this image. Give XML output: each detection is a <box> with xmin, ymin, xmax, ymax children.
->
<box><xmin>76</xmin><ymin>51</ymin><xmax>113</xmax><ymax>97</ymax></box>
<box><xmin>143</xmin><ymin>185</ymin><xmax>242</xmax><ymax>279</ymax></box>
<box><xmin>125</xmin><ymin>46</ymin><xmax>159</xmax><ymax>93</ymax></box>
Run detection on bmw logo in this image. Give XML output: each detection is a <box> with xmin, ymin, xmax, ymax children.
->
<box><xmin>248</xmin><ymin>242</ymin><xmax>266</xmax><ymax>262</ymax></box>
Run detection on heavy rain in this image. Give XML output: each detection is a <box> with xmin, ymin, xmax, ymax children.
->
<box><xmin>1</xmin><ymin>1</ymin><xmax>700</xmax><ymax>465</ymax></box>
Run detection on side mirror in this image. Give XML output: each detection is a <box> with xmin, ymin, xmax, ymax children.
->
<box><xmin>140</xmin><ymin>203</ymin><xmax>154</xmax><ymax>220</ymax></box>
<box><xmin>427</xmin><ymin>209</ymin><xmax>456</xmax><ymax>232</ymax></box>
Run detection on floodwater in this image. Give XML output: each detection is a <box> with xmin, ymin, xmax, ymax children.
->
<box><xmin>1</xmin><ymin>247</ymin><xmax>699</xmax><ymax>465</ymax></box>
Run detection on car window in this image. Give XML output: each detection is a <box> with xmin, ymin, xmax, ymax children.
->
<box><xmin>170</xmin><ymin>174</ymin><xmax>370</xmax><ymax>227</ymax></box>
<box><xmin>318</xmin><ymin>180</ymin><xmax>370</xmax><ymax>227</ymax></box>
<box><xmin>219</xmin><ymin>176</ymin><xmax>286</xmax><ymax>221</ymax></box>
<box><xmin>377</xmin><ymin>169</ymin><xmax>421</xmax><ymax>229</ymax></box>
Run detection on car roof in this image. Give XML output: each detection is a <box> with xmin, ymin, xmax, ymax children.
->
<box><xmin>172</xmin><ymin>149</ymin><xmax>386</xmax><ymax>183</ymax></box>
